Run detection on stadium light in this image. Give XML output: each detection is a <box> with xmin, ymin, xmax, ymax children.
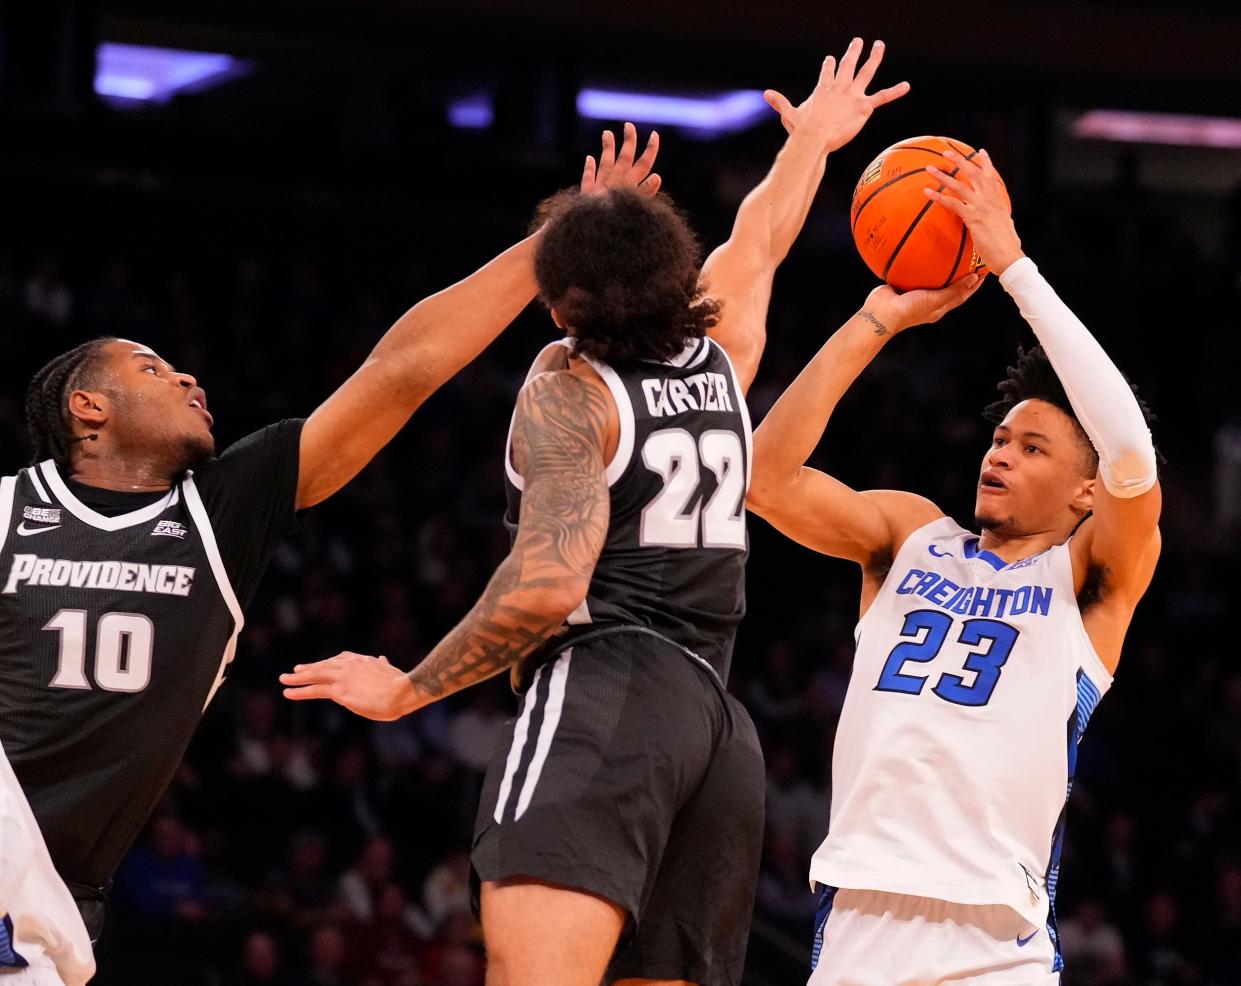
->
<box><xmin>95</xmin><ymin>42</ymin><xmax>249</xmax><ymax>104</ymax></box>
<box><xmin>448</xmin><ymin>91</ymin><xmax>495</xmax><ymax>130</ymax></box>
<box><xmin>1073</xmin><ymin>109</ymin><xmax>1241</xmax><ymax>149</ymax></box>
<box><xmin>577</xmin><ymin>88</ymin><xmax>770</xmax><ymax>136</ymax></box>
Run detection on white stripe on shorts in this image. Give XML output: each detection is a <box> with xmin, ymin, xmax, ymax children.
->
<box><xmin>492</xmin><ymin>662</ymin><xmax>546</xmax><ymax>825</ymax></box>
<box><xmin>514</xmin><ymin>650</ymin><xmax>572</xmax><ymax>820</ymax></box>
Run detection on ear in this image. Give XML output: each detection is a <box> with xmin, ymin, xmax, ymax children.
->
<box><xmin>67</xmin><ymin>388</ymin><xmax>111</xmax><ymax>431</ymax></box>
<box><xmin>548</xmin><ymin>307</ymin><xmax>568</xmax><ymax>331</ymax></box>
<box><xmin>1071</xmin><ymin>475</ymin><xmax>1095</xmax><ymax>517</ymax></box>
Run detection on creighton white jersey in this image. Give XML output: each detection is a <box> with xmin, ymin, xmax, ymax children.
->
<box><xmin>811</xmin><ymin>516</ymin><xmax>1111</xmax><ymax>954</ymax></box>
<box><xmin>0</xmin><ymin>739</ymin><xmax>94</xmax><ymax>986</ymax></box>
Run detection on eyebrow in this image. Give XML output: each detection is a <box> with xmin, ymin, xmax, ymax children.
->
<box><xmin>995</xmin><ymin>425</ymin><xmax>1054</xmax><ymax>443</ymax></box>
<box><xmin>129</xmin><ymin>352</ymin><xmax>175</xmax><ymax>372</ymax></box>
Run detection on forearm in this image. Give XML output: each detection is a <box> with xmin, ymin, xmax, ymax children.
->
<box><xmin>397</xmin><ymin>552</ymin><xmax>577</xmax><ymax>714</ymax></box>
<box><xmin>752</xmin><ymin>308</ymin><xmax>892</xmax><ymax>495</ymax></box>
<box><xmin>372</xmin><ymin>231</ymin><xmax>542</xmax><ymax>401</ymax></box>
<box><xmin>1000</xmin><ymin>258</ymin><xmax>1156</xmax><ymax>496</ymax></box>
<box><xmin>730</xmin><ymin>125</ymin><xmax>834</xmax><ymax>269</ymax></box>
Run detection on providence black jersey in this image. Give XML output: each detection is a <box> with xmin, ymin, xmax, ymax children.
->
<box><xmin>0</xmin><ymin>421</ymin><xmax>302</xmax><ymax>889</ymax></box>
<box><xmin>504</xmin><ymin>338</ymin><xmax>751</xmax><ymax>682</ymax></box>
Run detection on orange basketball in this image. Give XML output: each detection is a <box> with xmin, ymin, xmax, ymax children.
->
<box><xmin>851</xmin><ymin>136</ymin><xmax>1005</xmax><ymax>292</ymax></box>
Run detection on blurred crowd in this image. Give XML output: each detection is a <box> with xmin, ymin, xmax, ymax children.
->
<box><xmin>1</xmin><ymin>154</ymin><xmax>1239</xmax><ymax>986</ymax></box>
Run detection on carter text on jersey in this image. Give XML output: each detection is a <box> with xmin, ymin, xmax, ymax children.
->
<box><xmin>641</xmin><ymin>372</ymin><xmax>735</xmax><ymax>417</ymax></box>
<box><xmin>3</xmin><ymin>554</ymin><xmax>196</xmax><ymax>597</ymax></box>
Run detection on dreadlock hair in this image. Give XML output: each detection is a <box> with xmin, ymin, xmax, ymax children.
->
<box><xmin>983</xmin><ymin>344</ymin><xmax>1161</xmax><ymax>475</ymax></box>
<box><xmin>531</xmin><ymin>187</ymin><xmax>720</xmax><ymax>366</ymax></box>
<box><xmin>25</xmin><ymin>338</ymin><xmax>118</xmax><ymax>468</ymax></box>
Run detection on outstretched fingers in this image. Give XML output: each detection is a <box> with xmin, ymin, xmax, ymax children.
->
<box><xmin>816</xmin><ymin>54</ymin><xmax>838</xmax><ymax>90</ymax></box>
<box><xmin>835</xmin><ymin>36</ymin><xmax>864</xmax><ymax>81</ymax></box>
<box><xmin>615</xmin><ymin>121</ymin><xmax>638</xmax><ymax>170</ymax></box>
<box><xmin>853</xmin><ymin>39</ymin><xmax>886</xmax><ymax>88</ymax></box>
<box><xmin>632</xmin><ymin>128</ymin><xmax>660</xmax><ymax>184</ymax></box>
<box><xmin>594</xmin><ymin>129</ymin><xmax>617</xmax><ymax>184</ymax></box>
<box><xmin>869</xmin><ymin>80</ymin><xmax>911</xmax><ymax>107</ymax></box>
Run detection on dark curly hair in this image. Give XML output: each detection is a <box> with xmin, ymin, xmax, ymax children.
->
<box><xmin>25</xmin><ymin>337</ymin><xmax>117</xmax><ymax>468</ymax></box>
<box><xmin>983</xmin><ymin>344</ymin><xmax>1161</xmax><ymax>474</ymax></box>
<box><xmin>532</xmin><ymin>188</ymin><xmax>720</xmax><ymax>365</ymax></box>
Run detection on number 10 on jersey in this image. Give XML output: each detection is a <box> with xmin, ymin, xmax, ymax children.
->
<box><xmin>640</xmin><ymin>428</ymin><xmax>747</xmax><ymax>549</ymax></box>
<box><xmin>45</xmin><ymin>609</ymin><xmax>154</xmax><ymax>693</ymax></box>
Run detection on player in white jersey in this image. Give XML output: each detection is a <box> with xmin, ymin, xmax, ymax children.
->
<box><xmin>0</xmin><ymin>739</ymin><xmax>94</xmax><ymax>986</ymax></box>
<box><xmin>747</xmin><ymin>144</ymin><xmax>1160</xmax><ymax>983</ymax></box>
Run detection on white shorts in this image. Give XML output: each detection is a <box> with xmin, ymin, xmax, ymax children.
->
<box><xmin>808</xmin><ymin>887</ymin><xmax>1060</xmax><ymax>986</ymax></box>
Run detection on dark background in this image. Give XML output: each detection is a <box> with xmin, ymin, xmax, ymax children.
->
<box><xmin>2</xmin><ymin>2</ymin><xmax>1240</xmax><ymax>984</ymax></box>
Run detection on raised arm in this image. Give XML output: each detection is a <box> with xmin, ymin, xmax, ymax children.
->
<box><xmin>280</xmin><ymin>368</ymin><xmax>611</xmax><ymax>720</ymax></box>
<box><xmin>925</xmin><ymin>150</ymin><xmax>1161</xmax><ymax>615</ymax></box>
<box><xmin>700</xmin><ymin>38</ymin><xmax>909</xmax><ymax>394</ymax></box>
<box><xmin>748</xmin><ymin>278</ymin><xmax>978</xmax><ymax>569</ymax></box>
<box><xmin>294</xmin><ymin>125</ymin><xmax>659</xmax><ymax>510</ymax></box>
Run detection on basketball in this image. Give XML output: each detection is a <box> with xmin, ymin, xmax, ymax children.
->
<box><xmin>851</xmin><ymin>136</ymin><xmax>1005</xmax><ymax>292</ymax></box>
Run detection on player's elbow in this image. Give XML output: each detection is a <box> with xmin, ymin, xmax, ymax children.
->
<box><xmin>1099</xmin><ymin>444</ymin><xmax>1158</xmax><ymax>497</ymax></box>
<box><xmin>746</xmin><ymin>456</ymin><xmax>794</xmax><ymax>515</ymax></box>
<box><xmin>519</xmin><ymin>580</ymin><xmax>590</xmax><ymax>624</ymax></box>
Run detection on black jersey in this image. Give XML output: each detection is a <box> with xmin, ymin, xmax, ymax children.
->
<box><xmin>504</xmin><ymin>338</ymin><xmax>751</xmax><ymax>682</ymax></box>
<box><xmin>0</xmin><ymin>421</ymin><xmax>302</xmax><ymax>889</ymax></box>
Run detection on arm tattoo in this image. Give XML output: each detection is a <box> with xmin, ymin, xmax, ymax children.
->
<box><xmin>407</xmin><ymin>372</ymin><xmax>611</xmax><ymax>700</ymax></box>
<box><xmin>858</xmin><ymin>310</ymin><xmax>889</xmax><ymax>337</ymax></box>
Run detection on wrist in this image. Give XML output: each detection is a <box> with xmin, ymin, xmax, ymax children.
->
<box><xmin>851</xmin><ymin>307</ymin><xmax>901</xmax><ymax>342</ymax></box>
<box><xmin>392</xmin><ymin>674</ymin><xmax>423</xmax><ymax>717</ymax></box>
<box><xmin>989</xmin><ymin>248</ymin><xmax>1026</xmax><ymax>278</ymax></box>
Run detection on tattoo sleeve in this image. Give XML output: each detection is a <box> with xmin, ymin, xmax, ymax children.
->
<box><xmin>405</xmin><ymin>371</ymin><xmax>611</xmax><ymax>702</ymax></box>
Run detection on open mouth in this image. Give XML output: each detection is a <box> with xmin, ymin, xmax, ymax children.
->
<box><xmin>187</xmin><ymin>393</ymin><xmax>213</xmax><ymax>425</ymax></box>
<box><xmin>979</xmin><ymin>471</ymin><xmax>1007</xmax><ymax>492</ymax></box>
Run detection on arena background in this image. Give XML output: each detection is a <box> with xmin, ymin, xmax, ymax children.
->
<box><xmin>2</xmin><ymin>2</ymin><xmax>1240</xmax><ymax>983</ymax></box>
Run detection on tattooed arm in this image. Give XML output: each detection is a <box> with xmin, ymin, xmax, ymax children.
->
<box><xmin>280</xmin><ymin>370</ymin><xmax>610</xmax><ymax>720</ymax></box>
<box><xmin>748</xmin><ymin>280</ymin><xmax>979</xmax><ymax>576</ymax></box>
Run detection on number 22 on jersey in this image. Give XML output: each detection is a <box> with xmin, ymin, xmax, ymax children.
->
<box><xmin>639</xmin><ymin>428</ymin><xmax>746</xmax><ymax>549</ymax></box>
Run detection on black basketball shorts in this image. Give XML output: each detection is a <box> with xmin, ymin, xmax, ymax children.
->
<box><xmin>471</xmin><ymin>628</ymin><xmax>766</xmax><ymax>986</ymax></box>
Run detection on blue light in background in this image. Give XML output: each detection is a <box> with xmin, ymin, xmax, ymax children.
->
<box><xmin>95</xmin><ymin>43</ymin><xmax>249</xmax><ymax>104</ymax></box>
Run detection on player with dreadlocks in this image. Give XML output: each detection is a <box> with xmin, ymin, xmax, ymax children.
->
<box><xmin>0</xmin><ymin>125</ymin><xmax>661</xmax><ymax>979</ymax></box>
<box><xmin>746</xmin><ymin>142</ymin><xmax>1160</xmax><ymax>983</ymax></box>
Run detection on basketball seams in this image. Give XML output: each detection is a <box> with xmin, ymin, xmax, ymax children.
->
<box><xmin>851</xmin><ymin>168</ymin><xmax>931</xmax><ymax>234</ymax></box>
<box><xmin>941</xmin><ymin>223</ymin><xmax>971</xmax><ymax>290</ymax></box>
<box><xmin>878</xmin><ymin>149</ymin><xmax>980</xmax><ymax>287</ymax></box>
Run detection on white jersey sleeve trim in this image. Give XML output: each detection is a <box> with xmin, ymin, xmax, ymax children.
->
<box><xmin>181</xmin><ymin>475</ymin><xmax>245</xmax><ymax>712</ymax></box>
<box><xmin>0</xmin><ymin>478</ymin><xmax>16</xmax><ymax>558</ymax></box>
<box><xmin>24</xmin><ymin>469</ymin><xmax>51</xmax><ymax>505</ymax></box>
<box><xmin>708</xmin><ymin>338</ymin><xmax>754</xmax><ymax>488</ymax></box>
<box><xmin>578</xmin><ymin>355</ymin><xmax>636</xmax><ymax>487</ymax></box>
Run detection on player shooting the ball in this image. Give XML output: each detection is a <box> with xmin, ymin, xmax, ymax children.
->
<box><xmin>747</xmin><ymin>143</ymin><xmax>1160</xmax><ymax>983</ymax></box>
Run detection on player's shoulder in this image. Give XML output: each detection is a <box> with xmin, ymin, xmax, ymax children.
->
<box><xmin>861</xmin><ymin>490</ymin><xmax>947</xmax><ymax>543</ymax></box>
<box><xmin>189</xmin><ymin>419</ymin><xmax>304</xmax><ymax>493</ymax></box>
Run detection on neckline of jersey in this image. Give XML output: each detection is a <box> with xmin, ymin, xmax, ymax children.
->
<box><xmin>36</xmin><ymin>460</ymin><xmax>182</xmax><ymax>531</ymax></box>
<box><xmin>963</xmin><ymin>536</ymin><xmax>1009</xmax><ymax>572</ymax></box>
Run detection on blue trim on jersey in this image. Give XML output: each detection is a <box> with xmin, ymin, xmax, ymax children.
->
<box><xmin>0</xmin><ymin>914</ymin><xmax>28</xmax><ymax>969</ymax></box>
<box><xmin>1044</xmin><ymin>670</ymin><xmax>1103</xmax><ymax>973</ymax></box>
<box><xmin>810</xmin><ymin>885</ymin><xmax>837</xmax><ymax>972</ymax></box>
<box><xmin>963</xmin><ymin>537</ymin><xmax>1007</xmax><ymax>571</ymax></box>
